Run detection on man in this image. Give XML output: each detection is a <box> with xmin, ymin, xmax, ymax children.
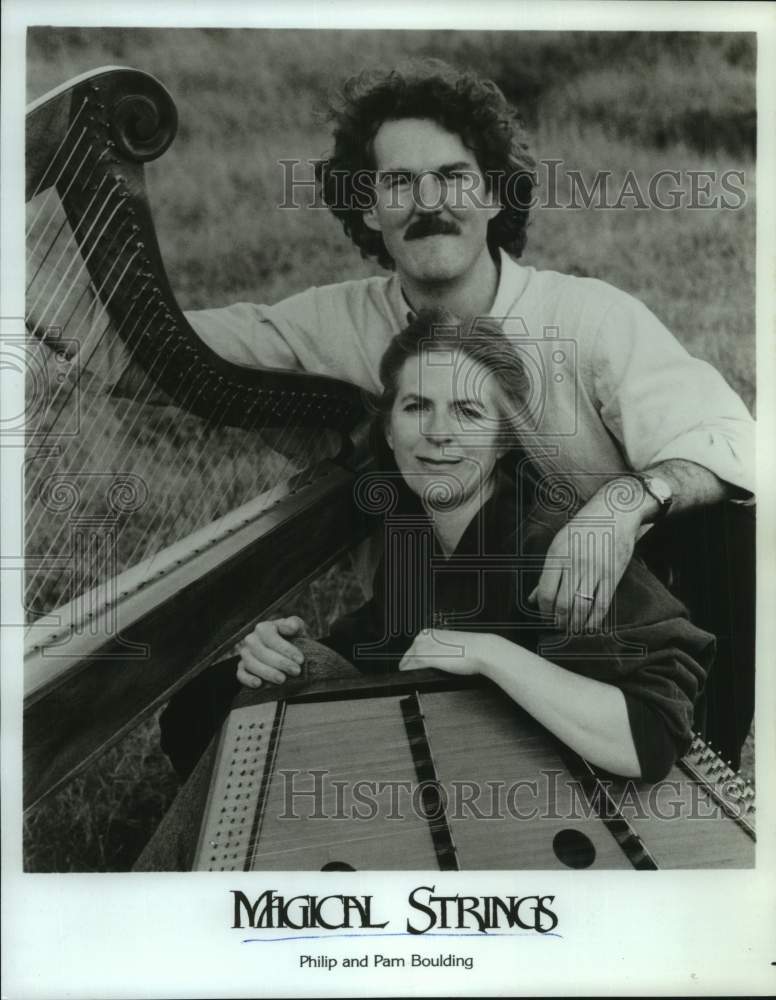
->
<box><xmin>183</xmin><ymin>60</ymin><xmax>754</xmax><ymax>636</ymax></box>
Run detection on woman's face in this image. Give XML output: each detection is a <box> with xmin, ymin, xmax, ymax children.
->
<box><xmin>386</xmin><ymin>347</ymin><xmax>505</xmax><ymax>507</ymax></box>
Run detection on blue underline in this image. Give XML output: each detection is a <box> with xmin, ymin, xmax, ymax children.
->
<box><xmin>242</xmin><ymin>931</ymin><xmax>562</xmax><ymax>942</ymax></box>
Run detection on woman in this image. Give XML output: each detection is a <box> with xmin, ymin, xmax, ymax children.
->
<box><xmin>139</xmin><ymin>308</ymin><xmax>714</xmax><ymax>870</ymax></box>
<box><xmin>235</xmin><ymin>309</ymin><xmax>713</xmax><ymax>782</ymax></box>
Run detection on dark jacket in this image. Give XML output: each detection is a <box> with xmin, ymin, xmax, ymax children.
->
<box><xmin>322</xmin><ymin>459</ymin><xmax>715</xmax><ymax>781</ymax></box>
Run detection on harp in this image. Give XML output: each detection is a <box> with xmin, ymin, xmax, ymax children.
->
<box><xmin>22</xmin><ymin>67</ymin><xmax>756</xmax><ymax>869</ymax></box>
<box><xmin>23</xmin><ymin>66</ymin><xmax>372</xmax><ymax>814</ymax></box>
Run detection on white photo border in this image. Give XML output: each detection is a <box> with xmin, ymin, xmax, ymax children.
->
<box><xmin>2</xmin><ymin>2</ymin><xmax>775</xmax><ymax>997</ymax></box>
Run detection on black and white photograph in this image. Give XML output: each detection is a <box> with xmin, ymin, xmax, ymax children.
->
<box><xmin>2</xmin><ymin>1</ymin><xmax>775</xmax><ymax>997</ymax></box>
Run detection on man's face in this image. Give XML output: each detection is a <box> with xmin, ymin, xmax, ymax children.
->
<box><xmin>363</xmin><ymin>118</ymin><xmax>501</xmax><ymax>284</ymax></box>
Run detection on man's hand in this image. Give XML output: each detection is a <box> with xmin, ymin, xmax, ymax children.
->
<box><xmin>529</xmin><ymin>484</ymin><xmax>649</xmax><ymax>634</ymax></box>
<box><xmin>398</xmin><ymin>628</ymin><xmax>488</xmax><ymax>676</ymax></box>
<box><xmin>237</xmin><ymin>616</ymin><xmax>308</xmax><ymax>688</ymax></box>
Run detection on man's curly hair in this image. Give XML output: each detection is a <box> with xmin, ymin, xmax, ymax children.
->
<box><xmin>315</xmin><ymin>59</ymin><xmax>537</xmax><ymax>270</ymax></box>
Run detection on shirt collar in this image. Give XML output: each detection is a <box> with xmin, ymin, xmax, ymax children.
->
<box><xmin>398</xmin><ymin>249</ymin><xmax>528</xmax><ymax>322</ymax></box>
<box><xmin>491</xmin><ymin>249</ymin><xmax>530</xmax><ymax>317</ymax></box>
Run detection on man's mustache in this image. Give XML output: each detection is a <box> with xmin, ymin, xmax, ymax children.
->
<box><xmin>404</xmin><ymin>215</ymin><xmax>461</xmax><ymax>241</ymax></box>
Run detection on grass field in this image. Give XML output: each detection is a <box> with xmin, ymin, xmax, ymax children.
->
<box><xmin>23</xmin><ymin>28</ymin><xmax>756</xmax><ymax>870</ymax></box>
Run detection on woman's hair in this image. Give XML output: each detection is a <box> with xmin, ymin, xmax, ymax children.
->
<box><xmin>315</xmin><ymin>59</ymin><xmax>537</xmax><ymax>269</ymax></box>
<box><xmin>376</xmin><ymin>307</ymin><xmax>529</xmax><ymax>440</ymax></box>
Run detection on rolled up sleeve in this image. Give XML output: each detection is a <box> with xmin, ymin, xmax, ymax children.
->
<box><xmin>185</xmin><ymin>300</ymin><xmax>308</xmax><ymax>370</ymax></box>
<box><xmin>592</xmin><ymin>296</ymin><xmax>755</xmax><ymax>497</ymax></box>
<box><xmin>538</xmin><ymin>558</ymin><xmax>716</xmax><ymax>781</ymax></box>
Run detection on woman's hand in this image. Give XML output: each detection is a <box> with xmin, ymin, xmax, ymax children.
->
<box><xmin>398</xmin><ymin>628</ymin><xmax>490</xmax><ymax>676</ymax></box>
<box><xmin>237</xmin><ymin>616</ymin><xmax>308</xmax><ymax>688</ymax></box>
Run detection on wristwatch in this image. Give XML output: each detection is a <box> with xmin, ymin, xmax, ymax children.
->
<box><xmin>632</xmin><ymin>472</ymin><xmax>674</xmax><ymax>521</ymax></box>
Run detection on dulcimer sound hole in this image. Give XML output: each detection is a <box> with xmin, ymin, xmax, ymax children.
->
<box><xmin>552</xmin><ymin>828</ymin><xmax>597</xmax><ymax>868</ymax></box>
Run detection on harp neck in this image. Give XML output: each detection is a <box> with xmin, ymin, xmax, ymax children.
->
<box><xmin>27</xmin><ymin>65</ymin><xmax>366</xmax><ymax>432</ymax></box>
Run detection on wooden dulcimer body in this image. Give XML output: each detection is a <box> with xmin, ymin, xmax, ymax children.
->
<box><xmin>193</xmin><ymin>670</ymin><xmax>755</xmax><ymax>872</ymax></box>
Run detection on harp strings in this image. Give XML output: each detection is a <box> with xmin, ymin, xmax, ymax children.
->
<box><xmin>26</xmin><ymin>141</ymin><xmax>106</xmax><ymax>282</ymax></box>
<box><xmin>27</xmin><ymin>174</ymin><xmax>122</xmax><ymax>326</ymax></box>
<box><xmin>25</xmin><ymin>171</ymin><xmax>147</xmax><ymax>601</ymax></box>
<box><xmin>25</xmin><ymin>98</ymin><xmax>341</xmax><ymax>625</ymax></box>
<box><xmin>26</xmin><ymin>96</ymin><xmax>89</xmax><ymax>237</ymax></box>
<box><xmin>26</xmin><ymin>374</ymin><xmax>332</xmax><ymax>621</ymax></box>
<box><xmin>24</xmin><ymin>144</ymin><xmax>335</xmax><ymax>623</ymax></box>
<box><xmin>91</xmin><ymin>291</ymin><xmax>335</xmax><ymax>567</ymax></box>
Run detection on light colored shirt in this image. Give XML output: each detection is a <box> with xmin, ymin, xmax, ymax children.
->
<box><xmin>185</xmin><ymin>250</ymin><xmax>755</xmax><ymax>499</ymax></box>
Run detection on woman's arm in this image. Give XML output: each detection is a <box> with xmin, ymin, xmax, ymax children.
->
<box><xmin>483</xmin><ymin>635</ymin><xmax>642</xmax><ymax>776</ymax></box>
<box><xmin>237</xmin><ymin>616</ymin><xmax>307</xmax><ymax>687</ymax></box>
<box><xmin>399</xmin><ymin>630</ymin><xmax>641</xmax><ymax>777</ymax></box>
<box><xmin>237</xmin><ymin>597</ymin><xmax>386</xmax><ymax>687</ymax></box>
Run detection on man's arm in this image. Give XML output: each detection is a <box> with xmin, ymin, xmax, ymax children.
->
<box><xmin>590</xmin><ymin>287</ymin><xmax>755</xmax><ymax>499</ymax></box>
<box><xmin>531</xmin><ymin>458</ymin><xmax>740</xmax><ymax>634</ymax></box>
<box><xmin>185</xmin><ymin>279</ymin><xmax>393</xmax><ymax>393</ymax></box>
<box><xmin>637</xmin><ymin>458</ymin><xmax>744</xmax><ymax>515</ymax></box>
<box><xmin>531</xmin><ymin>279</ymin><xmax>754</xmax><ymax>633</ymax></box>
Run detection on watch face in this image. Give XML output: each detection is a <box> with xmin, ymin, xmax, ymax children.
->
<box><xmin>645</xmin><ymin>475</ymin><xmax>672</xmax><ymax>505</ymax></box>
